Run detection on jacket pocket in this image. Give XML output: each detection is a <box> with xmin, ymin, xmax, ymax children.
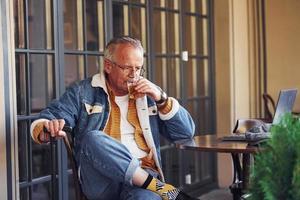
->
<box><xmin>84</xmin><ymin>103</ymin><xmax>103</xmax><ymax>115</ymax></box>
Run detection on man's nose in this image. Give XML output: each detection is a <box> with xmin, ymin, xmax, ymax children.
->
<box><xmin>128</xmin><ymin>67</ymin><xmax>138</xmax><ymax>76</ymax></box>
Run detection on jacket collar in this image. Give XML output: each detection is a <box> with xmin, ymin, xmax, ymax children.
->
<box><xmin>91</xmin><ymin>72</ymin><xmax>108</xmax><ymax>94</ymax></box>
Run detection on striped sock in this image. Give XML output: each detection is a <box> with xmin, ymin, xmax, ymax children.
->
<box><xmin>141</xmin><ymin>175</ymin><xmax>179</xmax><ymax>200</ymax></box>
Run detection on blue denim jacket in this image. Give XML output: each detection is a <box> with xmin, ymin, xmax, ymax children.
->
<box><xmin>34</xmin><ymin>73</ymin><xmax>195</xmax><ymax>179</ymax></box>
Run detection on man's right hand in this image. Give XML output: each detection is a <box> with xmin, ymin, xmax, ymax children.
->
<box><xmin>39</xmin><ymin>119</ymin><xmax>66</xmax><ymax>143</ymax></box>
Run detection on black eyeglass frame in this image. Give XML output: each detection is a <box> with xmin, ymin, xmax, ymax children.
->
<box><xmin>106</xmin><ymin>59</ymin><xmax>145</xmax><ymax>76</ymax></box>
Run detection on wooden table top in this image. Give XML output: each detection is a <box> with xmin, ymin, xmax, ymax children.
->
<box><xmin>174</xmin><ymin>134</ymin><xmax>260</xmax><ymax>154</ymax></box>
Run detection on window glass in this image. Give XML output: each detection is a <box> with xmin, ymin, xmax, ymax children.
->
<box><xmin>128</xmin><ymin>0</ymin><xmax>146</xmax><ymax>5</ymax></box>
<box><xmin>130</xmin><ymin>6</ymin><xmax>147</xmax><ymax>51</ymax></box>
<box><xmin>30</xmin><ymin>54</ymin><xmax>54</xmax><ymax>114</ymax></box>
<box><xmin>161</xmin><ymin>148</ymin><xmax>180</xmax><ymax>186</ymax></box>
<box><xmin>87</xmin><ymin>56</ymin><xmax>103</xmax><ymax>77</ymax></box>
<box><xmin>18</xmin><ymin>121</ymin><xmax>28</xmax><ymax>182</ymax></box>
<box><xmin>112</xmin><ymin>4</ymin><xmax>128</xmax><ymax>37</ymax></box>
<box><xmin>86</xmin><ymin>0</ymin><xmax>105</xmax><ymax>51</ymax></box>
<box><xmin>184</xmin><ymin>0</ymin><xmax>207</xmax><ymax>14</ymax></box>
<box><xmin>199</xmin><ymin>99</ymin><xmax>211</xmax><ymax>132</ymax></box>
<box><xmin>20</xmin><ymin>188</ymin><xmax>29</xmax><ymax>200</ymax></box>
<box><xmin>184</xmin><ymin>16</ymin><xmax>208</xmax><ymax>56</ymax></box>
<box><xmin>32</xmin><ymin>141</ymin><xmax>52</xmax><ymax>178</ymax></box>
<box><xmin>31</xmin><ymin>182</ymin><xmax>52</xmax><ymax>200</ymax></box>
<box><xmin>28</xmin><ymin>0</ymin><xmax>53</xmax><ymax>49</ymax></box>
<box><xmin>154</xmin><ymin>58</ymin><xmax>167</xmax><ymax>90</ymax></box>
<box><xmin>64</xmin><ymin>55</ymin><xmax>85</xmax><ymax>87</ymax></box>
<box><xmin>153</xmin><ymin>0</ymin><xmax>179</xmax><ymax>10</ymax></box>
<box><xmin>16</xmin><ymin>54</ymin><xmax>27</xmax><ymax>115</ymax></box>
<box><xmin>183</xmin><ymin>150</ymin><xmax>214</xmax><ymax>184</ymax></box>
<box><xmin>167</xmin><ymin>13</ymin><xmax>180</xmax><ymax>54</ymax></box>
<box><xmin>64</xmin><ymin>0</ymin><xmax>83</xmax><ymax>50</ymax></box>
<box><xmin>153</xmin><ymin>10</ymin><xmax>167</xmax><ymax>54</ymax></box>
<box><xmin>167</xmin><ymin>58</ymin><xmax>181</xmax><ymax>98</ymax></box>
<box><xmin>14</xmin><ymin>0</ymin><xmax>25</xmax><ymax>48</ymax></box>
<box><xmin>186</xmin><ymin>59</ymin><xmax>209</xmax><ymax>98</ymax></box>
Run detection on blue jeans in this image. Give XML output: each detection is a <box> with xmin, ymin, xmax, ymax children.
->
<box><xmin>79</xmin><ymin>130</ymin><xmax>161</xmax><ymax>200</ymax></box>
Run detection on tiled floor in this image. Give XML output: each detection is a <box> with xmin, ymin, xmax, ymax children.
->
<box><xmin>199</xmin><ymin>188</ymin><xmax>232</xmax><ymax>200</ymax></box>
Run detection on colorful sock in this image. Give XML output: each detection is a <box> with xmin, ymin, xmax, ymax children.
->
<box><xmin>142</xmin><ymin>175</ymin><xmax>193</xmax><ymax>200</ymax></box>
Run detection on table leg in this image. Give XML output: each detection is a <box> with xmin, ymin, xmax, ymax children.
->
<box><xmin>242</xmin><ymin>153</ymin><xmax>251</xmax><ymax>190</ymax></box>
<box><xmin>230</xmin><ymin>153</ymin><xmax>243</xmax><ymax>199</ymax></box>
<box><xmin>229</xmin><ymin>153</ymin><xmax>252</xmax><ymax>200</ymax></box>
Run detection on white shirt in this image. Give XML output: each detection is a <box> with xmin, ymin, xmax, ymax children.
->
<box><xmin>114</xmin><ymin>95</ymin><xmax>147</xmax><ymax>158</ymax></box>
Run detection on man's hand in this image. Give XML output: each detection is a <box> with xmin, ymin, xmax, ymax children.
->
<box><xmin>39</xmin><ymin>119</ymin><xmax>66</xmax><ymax>143</ymax></box>
<box><xmin>132</xmin><ymin>77</ymin><xmax>161</xmax><ymax>101</ymax></box>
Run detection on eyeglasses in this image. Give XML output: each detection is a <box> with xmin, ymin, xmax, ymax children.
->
<box><xmin>107</xmin><ymin>59</ymin><xmax>145</xmax><ymax>76</ymax></box>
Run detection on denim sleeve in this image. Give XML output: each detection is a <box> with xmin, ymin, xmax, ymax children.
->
<box><xmin>39</xmin><ymin>84</ymin><xmax>80</xmax><ymax>128</ymax></box>
<box><xmin>159</xmin><ymin>106</ymin><xmax>195</xmax><ymax>141</ymax></box>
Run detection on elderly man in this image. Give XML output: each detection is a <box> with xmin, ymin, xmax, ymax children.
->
<box><xmin>31</xmin><ymin>36</ymin><xmax>197</xmax><ymax>200</ymax></box>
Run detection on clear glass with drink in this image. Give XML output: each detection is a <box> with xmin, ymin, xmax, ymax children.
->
<box><xmin>127</xmin><ymin>76</ymin><xmax>140</xmax><ymax>99</ymax></box>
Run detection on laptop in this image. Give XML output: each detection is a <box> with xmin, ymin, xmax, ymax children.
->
<box><xmin>222</xmin><ymin>88</ymin><xmax>298</xmax><ymax>142</ymax></box>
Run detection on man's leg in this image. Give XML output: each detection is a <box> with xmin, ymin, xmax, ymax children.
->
<box><xmin>79</xmin><ymin>130</ymin><xmax>140</xmax><ymax>199</ymax></box>
<box><xmin>79</xmin><ymin>130</ymin><xmax>197</xmax><ymax>200</ymax></box>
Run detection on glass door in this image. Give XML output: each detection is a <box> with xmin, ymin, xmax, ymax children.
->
<box><xmin>14</xmin><ymin>0</ymin><xmax>215</xmax><ymax>199</ymax></box>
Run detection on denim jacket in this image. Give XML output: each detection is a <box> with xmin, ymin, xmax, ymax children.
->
<box><xmin>31</xmin><ymin>73</ymin><xmax>195</xmax><ymax>180</ymax></box>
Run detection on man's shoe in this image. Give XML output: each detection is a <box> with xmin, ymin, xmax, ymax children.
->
<box><xmin>175</xmin><ymin>191</ymin><xmax>199</xmax><ymax>200</ymax></box>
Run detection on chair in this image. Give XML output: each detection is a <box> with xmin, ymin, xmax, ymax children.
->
<box><xmin>233</xmin><ymin>118</ymin><xmax>266</xmax><ymax>134</ymax></box>
<box><xmin>49</xmin><ymin>127</ymin><xmax>87</xmax><ymax>200</ymax></box>
<box><xmin>63</xmin><ymin>129</ymin><xmax>87</xmax><ymax>200</ymax></box>
<box><xmin>262</xmin><ymin>93</ymin><xmax>276</xmax><ymax>122</ymax></box>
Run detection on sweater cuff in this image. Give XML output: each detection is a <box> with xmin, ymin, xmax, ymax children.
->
<box><xmin>158</xmin><ymin>97</ymin><xmax>180</xmax><ymax>120</ymax></box>
<box><xmin>30</xmin><ymin>119</ymin><xmax>49</xmax><ymax>144</ymax></box>
<box><xmin>157</xmin><ymin>98</ymin><xmax>172</xmax><ymax>114</ymax></box>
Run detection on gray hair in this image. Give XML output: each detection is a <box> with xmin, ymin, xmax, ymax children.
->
<box><xmin>104</xmin><ymin>36</ymin><xmax>144</xmax><ymax>61</ymax></box>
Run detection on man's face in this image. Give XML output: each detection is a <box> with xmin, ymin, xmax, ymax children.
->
<box><xmin>104</xmin><ymin>43</ymin><xmax>144</xmax><ymax>96</ymax></box>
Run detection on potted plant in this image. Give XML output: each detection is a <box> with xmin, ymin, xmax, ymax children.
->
<box><xmin>249</xmin><ymin>114</ymin><xmax>300</xmax><ymax>200</ymax></box>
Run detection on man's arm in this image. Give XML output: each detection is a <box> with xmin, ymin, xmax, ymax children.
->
<box><xmin>30</xmin><ymin>84</ymin><xmax>80</xmax><ymax>143</ymax></box>
<box><xmin>133</xmin><ymin>77</ymin><xmax>195</xmax><ymax>140</ymax></box>
<box><xmin>157</xmin><ymin>97</ymin><xmax>195</xmax><ymax>141</ymax></box>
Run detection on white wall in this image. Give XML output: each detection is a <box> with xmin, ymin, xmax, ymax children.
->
<box><xmin>215</xmin><ymin>0</ymin><xmax>262</xmax><ymax>188</ymax></box>
<box><xmin>265</xmin><ymin>0</ymin><xmax>300</xmax><ymax>111</ymax></box>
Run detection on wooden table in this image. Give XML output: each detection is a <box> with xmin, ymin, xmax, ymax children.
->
<box><xmin>174</xmin><ymin>135</ymin><xmax>262</xmax><ymax>200</ymax></box>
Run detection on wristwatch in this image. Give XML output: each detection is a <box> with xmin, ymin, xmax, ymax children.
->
<box><xmin>155</xmin><ymin>87</ymin><xmax>168</xmax><ymax>105</ymax></box>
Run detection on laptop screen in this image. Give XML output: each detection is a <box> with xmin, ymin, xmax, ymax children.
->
<box><xmin>272</xmin><ymin>88</ymin><xmax>298</xmax><ymax>124</ymax></box>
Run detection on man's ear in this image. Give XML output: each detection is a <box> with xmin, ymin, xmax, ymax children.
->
<box><xmin>104</xmin><ymin>59</ymin><xmax>112</xmax><ymax>74</ymax></box>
